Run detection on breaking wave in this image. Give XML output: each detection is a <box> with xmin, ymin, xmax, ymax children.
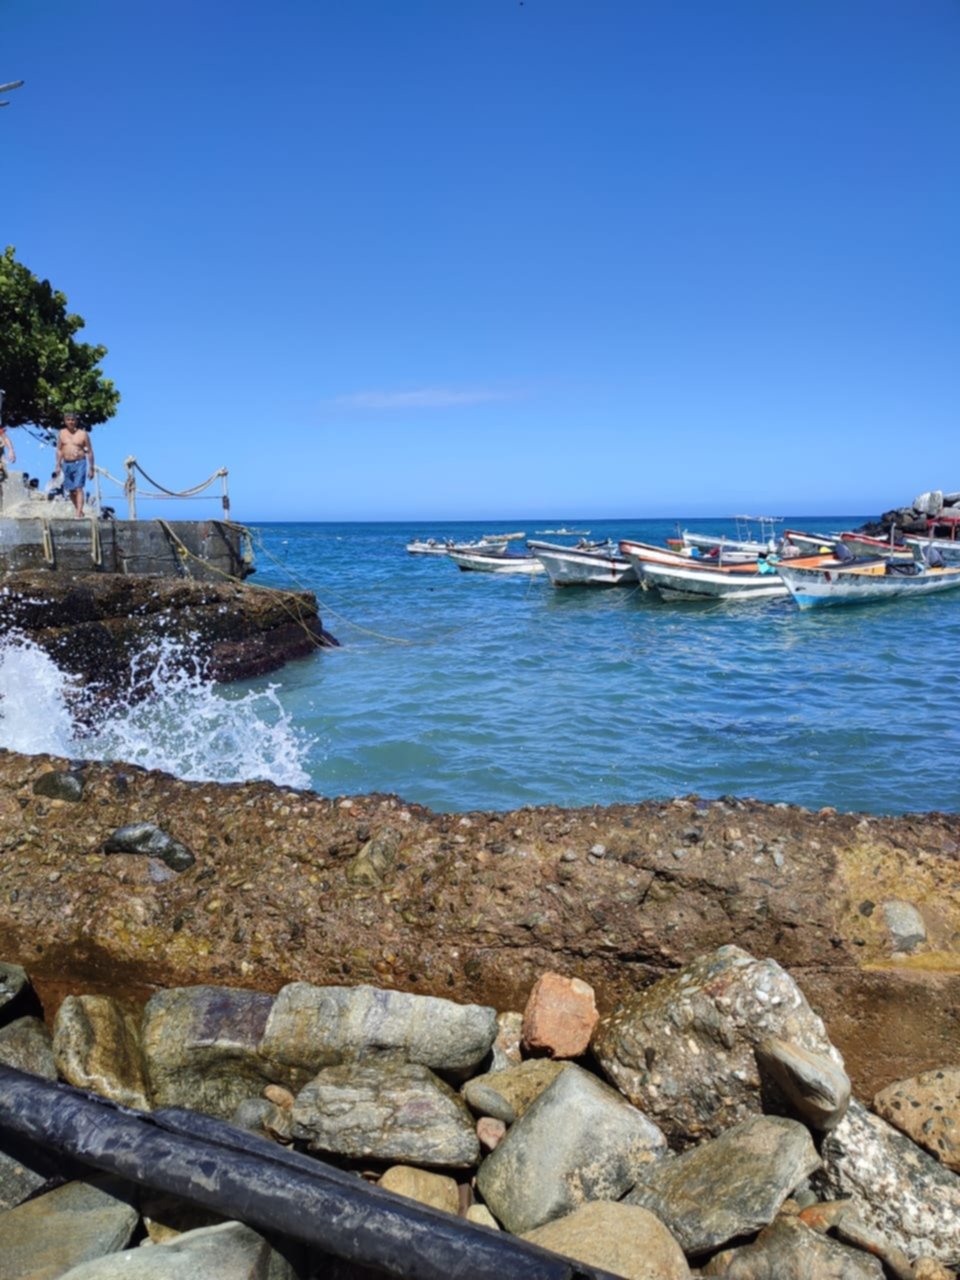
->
<box><xmin>0</xmin><ymin>635</ymin><xmax>313</xmax><ymax>789</ymax></box>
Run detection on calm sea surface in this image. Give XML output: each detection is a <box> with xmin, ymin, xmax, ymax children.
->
<box><xmin>238</xmin><ymin>517</ymin><xmax>960</xmax><ymax>816</ymax></box>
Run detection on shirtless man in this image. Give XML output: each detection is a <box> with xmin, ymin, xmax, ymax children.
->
<box><xmin>0</xmin><ymin>426</ymin><xmax>15</xmax><ymax>473</ymax></box>
<box><xmin>54</xmin><ymin>410</ymin><xmax>95</xmax><ymax>517</ymax></box>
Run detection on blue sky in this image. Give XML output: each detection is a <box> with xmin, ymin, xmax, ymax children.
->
<box><xmin>3</xmin><ymin>1</ymin><xmax>958</xmax><ymax>521</ymax></box>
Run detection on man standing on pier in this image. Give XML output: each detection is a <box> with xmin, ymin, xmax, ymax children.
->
<box><xmin>54</xmin><ymin>408</ymin><xmax>95</xmax><ymax>517</ymax></box>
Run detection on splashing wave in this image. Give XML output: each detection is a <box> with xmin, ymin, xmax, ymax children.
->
<box><xmin>0</xmin><ymin>634</ymin><xmax>312</xmax><ymax>789</ymax></box>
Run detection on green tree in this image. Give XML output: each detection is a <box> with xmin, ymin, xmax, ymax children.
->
<box><xmin>0</xmin><ymin>245</ymin><xmax>120</xmax><ymax>438</ymax></box>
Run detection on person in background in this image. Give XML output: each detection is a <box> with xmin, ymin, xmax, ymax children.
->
<box><xmin>0</xmin><ymin>424</ymin><xmax>16</xmax><ymax>476</ymax></box>
<box><xmin>54</xmin><ymin>409</ymin><xmax>95</xmax><ymax>517</ymax></box>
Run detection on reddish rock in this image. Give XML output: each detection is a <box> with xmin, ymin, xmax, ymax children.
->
<box><xmin>521</xmin><ymin>972</ymin><xmax>598</xmax><ymax>1059</ymax></box>
<box><xmin>476</xmin><ymin>1116</ymin><xmax>506</xmax><ymax>1152</ymax></box>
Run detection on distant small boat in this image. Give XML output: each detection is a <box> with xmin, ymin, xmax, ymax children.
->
<box><xmin>406</xmin><ymin>537</ymin><xmax>453</xmax><ymax>555</ymax></box>
<box><xmin>448</xmin><ymin>549</ymin><xmax>545</xmax><ymax>574</ymax></box>
<box><xmin>776</xmin><ymin>547</ymin><xmax>960</xmax><ymax>609</ymax></box>
<box><xmin>528</xmin><ymin>540</ymin><xmax>637</xmax><ymax>587</ymax></box>
<box><xmin>481</xmin><ymin>531</ymin><xmax>526</xmax><ymax>543</ymax></box>
<box><xmin>534</xmin><ymin>527</ymin><xmax>591</xmax><ymax>536</ymax></box>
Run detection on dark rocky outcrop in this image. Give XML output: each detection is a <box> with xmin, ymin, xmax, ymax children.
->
<box><xmin>0</xmin><ymin>571</ymin><xmax>337</xmax><ymax>687</ymax></box>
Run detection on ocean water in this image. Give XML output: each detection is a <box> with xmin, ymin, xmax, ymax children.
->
<box><xmin>2</xmin><ymin>516</ymin><xmax>958</xmax><ymax>816</ymax></box>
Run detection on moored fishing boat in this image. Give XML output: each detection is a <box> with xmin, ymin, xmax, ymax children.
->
<box><xmin>625</xmin><ymin>555</ymin><xmax>789</xmax><ymax>601</ymax></box>
<box><xmin>527</xmin><ymin>539</ymin><xmax>637</xmax><ymax>587</ymax></box>
<box><xmin>775</xmin><ymin>548</ymin><xmax>960</xmax><ymax>609</ymax></box>
<box><xmin>670</xmin><ymin>515</ymin><xmax>782</xmax><ymax>557</ymax></box>
<box><xmin>448</xmin><ymin>548</ymin><xmax>545</xmax><ymax>574</ymax></box>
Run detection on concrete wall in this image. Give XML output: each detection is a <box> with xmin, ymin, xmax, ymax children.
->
<box><xmin>0</xmin><ymin>518</ymin><xmax>254</xmax><ymax>581</ymax></box>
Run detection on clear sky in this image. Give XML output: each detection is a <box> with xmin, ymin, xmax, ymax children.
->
<box><xmin>3</xmin><ymin>1</ymin><xmax>958</xmax><ymax>521</ymax></box>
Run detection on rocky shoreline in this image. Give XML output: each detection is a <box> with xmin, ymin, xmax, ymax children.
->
<box><xmin>1</xmin><ymin>947</ymin><xmax>958</xmax><ymax>1277</ymax></box>
<box><xmin>0</xmin><ymin>751</ymin><xmax>958</xmax><ymax>1274</ymax></box>
<box><xmin>0</xmin><ymin>750</ymin><xmax>957</xmax><ymax>1097</ymax></box>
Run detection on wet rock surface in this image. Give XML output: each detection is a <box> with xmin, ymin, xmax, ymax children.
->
<box><xmin>0</xmin><ymin>570</ymin><xmax>335</xmax><ymax>688</ymax></box>
<box><xmin>0</xmin><ymin>752</ymin><xmax>959</xmax><ymax>1102</ymax></box>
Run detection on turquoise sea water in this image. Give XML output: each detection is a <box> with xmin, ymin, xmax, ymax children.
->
<box><xmin>236</xmin><ymin>517</ymin><xmax>960</xmax><ymax>817</ymax></box>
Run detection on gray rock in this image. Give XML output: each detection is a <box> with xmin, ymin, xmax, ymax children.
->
<box><xmin>58</xmin><ymin>1221</ymin><xmax>298</xmax><ymax>1279</ymax></box>
<box><xmin>815</xmin><ymin>1099</ymin><xmax>960</xmax><ymax>1266</ymax></box>
<box><xmin>593</xmin><ymin>945</ymin><xmax>844</xmax><ymax>1148</ymax></box>
<box><xmin>32</xmin><ymin>769</ymin><xmax>84</xmax><ymax>801</ymax></box>
<box><xmin>54</xmin><ymin>994</ymin><xmax>150</xmax><ymax>1109</ymax></box>
<box><xmin>0</xmin><ymin>962</ymin><xmax>37</xmax><ymax>1026</ymax></box>
<box><xmin>292</xmin><ymin>1058</ymin><xmax>479</xmax><ymax>1167</ymax></box>
<box><xmin>0</xmin><ymin>1175</ymin><xmax>139</xmax><ymax>1280</ymax></box>
<box><xmin>882</xmin><ymin>900</ymin><xmax>926</xmax><ymax>953</ymax></box>
<box><xmin>626</xmin><ymin>1115</ymin><xmax>820</xmax><ymax>1256</ymax></box>
<box><xmin>521</xmin><ymin>1201</ymin><xmax>691</xmax><ymax>1279</ymax></box>
<box><xmin>0</xmin><ymin>1015</ymin><xmax>56</xmax><ymax>1079</ymax></box>
<box><xmin>756</xmin><ymin>1037</ymin><xmax>850</xmax><ymax>1131</ymax></box>
<box><xmin>142</xmin><ymin>986</ymin><xmax>303</xmax><ymax>1119</ymax></box>
<box><xmin>0</xmin><ymin>1130</ymin><xmax>64</xmax><ymax>1211</ymax></box>
<box><xmin>260</xmin><ymin>981</ymin><xmax>497</xmax><ymax>1075</ymax></box>
<box><xmin>476</xmin><ymin>1063</ymin><xmax>667</xmax><ymax>1234</ymax></box>
<box><xmin>912</xmin><ymin>490</ymin><xmax>944</xmax><ymax>517</ymax></box>
<box><xmin>701</xmin><ymin>1214</ymin><xmax>884</xmax><ymax>1278</ymax></box>
<box><xmin>103</xmin><ymin>821</ymin><xmax>195</xmax><ymax>871</ymax></box>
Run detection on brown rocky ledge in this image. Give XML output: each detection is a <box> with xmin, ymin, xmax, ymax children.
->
<box><xmin>1</xmin><ymin>749</ymin><xmax>958</xmax><ymax>1100</ymax></box>
<box><xmin>0</xmin><ymin>571</ymin><xmax>337</xmax><ymax>685</ymax></box>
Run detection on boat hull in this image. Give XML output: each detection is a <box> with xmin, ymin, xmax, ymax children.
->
<box><xmin>626</xmin><ymin>557</ymin><xmax>788</xmax><ymax>600</ymax></box>
<box><xmin>448</xmin><ymin>550</ymin><xmax>544</xmax><ymax>574</ymax></box>
<box><xmin>775</xmin><ymin>559</ymin><xmax>960</xmax><ymax>608</ymax></box>
<box><xmin>527</xmin><ymin>541</ymin><xmax>637</xmax><ymax>587</ymax></box>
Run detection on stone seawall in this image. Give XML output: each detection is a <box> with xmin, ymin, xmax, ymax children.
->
<box><xmin>0</xmin><ymin>571</ymin><xmax>337</xmax><ymax>684</ymax></box>
<box><xmin>0</xmin><ymin>749</ymin><xmax>957</xmax><ymax>1099</ymax></box>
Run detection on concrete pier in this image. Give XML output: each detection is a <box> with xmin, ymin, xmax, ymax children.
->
<box><xmin>0</xmin><ymin>515</ymin><xmax>253</xmax><ymax>580</ymax></box>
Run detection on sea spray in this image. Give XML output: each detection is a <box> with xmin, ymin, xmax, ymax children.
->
<box><xmin>0</xmin><ymin>635</ymin><xmax>313</xmax><ymax>789</ymax></box>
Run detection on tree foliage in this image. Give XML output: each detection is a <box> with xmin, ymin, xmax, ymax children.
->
<box><xmin>0</xmin><ymin>245</ymin><xmax>120</xmax><ymax>437</ymax></box>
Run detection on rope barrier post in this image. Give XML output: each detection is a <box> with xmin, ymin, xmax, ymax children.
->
<box><xmin>218</xmin><ymin>467</ymin><xmax>230</xmax><ymax>519</ymax></box>
<box><xmin>124</xmin><ymin>456</ymin><xmax>137</xmax><ymax>520</ymax></box>
<box><xmin>93</xmin><ymin>463</ymin><xmax>103</xmax><ymax>516</ymax></box>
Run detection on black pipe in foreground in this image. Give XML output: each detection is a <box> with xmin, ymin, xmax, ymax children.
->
<box><xmin>0</xmin><ymin>1065</ymin><xmax>625</xmax><ymax>1280</ymax></box>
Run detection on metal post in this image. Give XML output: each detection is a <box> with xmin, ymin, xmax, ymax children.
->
<box><xmin>124</xmin><ymin>456</ymin><xmax>137</xmax><ymax>520</ymax></box>
<box><xmin>220</xmin><ymin>467</ymin><xmax>230</xmax><ymax>518</ymax></box>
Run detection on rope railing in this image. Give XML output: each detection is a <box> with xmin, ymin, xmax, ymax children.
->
<box><xmin>91</xmin><ymin>458</ymin><xmax>231</xmax><ymax>520</ymax></box>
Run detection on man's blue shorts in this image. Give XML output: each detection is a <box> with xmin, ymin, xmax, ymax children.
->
<box><xmin>62</xmin><ymin>459</ymin><xmax>87</xmax><ymax>492</ymax></box>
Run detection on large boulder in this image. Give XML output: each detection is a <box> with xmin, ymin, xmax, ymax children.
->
<box><xmin>815</xmin><ymin>1099</ymin><xmax>960</xmax><ymax>1266</ymax></box>
<box><xmin>625</xmin><ymin>1116</ymin><xmax>820</xmax><ymax>1256</ymax></box>
<box><xmin>292</xmin><ymin>1059</ymin><xmax>479</xmax><ymax>1167</ymax></box>
<box><xmin>476</xmin><ymin>1064</ymin><xmax>667</xmax><ymax>1233</ymax></box>
<box><xmin>259</xmin><ymin>982</ymin><xmax>497</xmax><ymax>1074</ymax></box>
<box><xmin>592</xmin><ymin>946</ymin><xmax>843</xmax><ymax>1147</ymax></box>
<box><xmin>0</xmin><ymin>1176</ymin><xmax>139</xmax><ymax>1280</ymax></box>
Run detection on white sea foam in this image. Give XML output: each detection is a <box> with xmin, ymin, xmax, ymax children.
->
<box><xmin>0</xmin><ymin>635</ymin><xmax>313</xmax><ymax>789</ymax></box>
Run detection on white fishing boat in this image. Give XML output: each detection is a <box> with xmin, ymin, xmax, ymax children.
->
<box><xmin>406</xmin><ymin>537</ymin><xmax>453</xmax><ymax>555</ymax></box>
<box><xmin>900</xmin><ymin>533</ymin><xmax>960</xmax><ymax>565</ymax></box>
<box><xmin>534</xmin><ymin>527</ymin><xmax>590</xmax><ymax>536</ymax></box>
<box><xmin>672</xmin><ymin>515</ymin><xmax>782</xmax><ymax>557</ymax></box>
<box><xmin>448</xmin><ymin>548</ymin><xmax>545</xmax><ymax>575</ymax></box>
<box><xmin>621</xmin><ymin>543</ymin><xmax>788</xmax><ymax>600</ymax></box>
<box><xmin>775</xmin><ymin>547</ymin><xmax>960</xmax><ymax>609</ymax></box>
<box><xmin>527</xmin><ymin>540</ymin><xmax>637</xmax><ymax>587</ymax></box>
